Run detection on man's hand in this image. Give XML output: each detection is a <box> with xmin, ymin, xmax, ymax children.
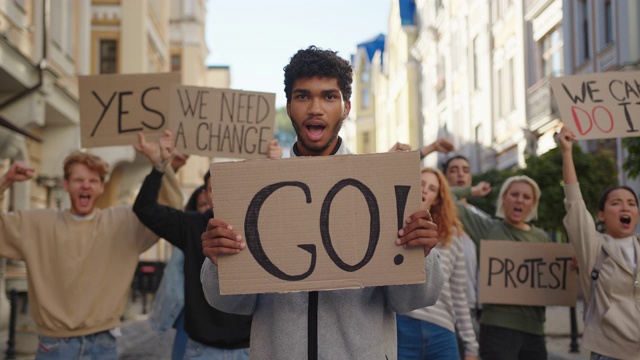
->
<box><xmin>396</xmin><ymin>209</ymin><xmax>438</xmax><ymax>256</ymax></box>
<box><xmin>267</xmin><ymin>139</ymin><xmax>283</xmax><ymax>159</ymax></box>
<box><xmin>134</xmin><ymin>130</ymin><xmax>175</xmax><ymax>166</ymax></box>
<box><xmin>388</xmin><ymin>142</ymin><xmax>412</xmax><ymax>152</ymax></box>
<box><xmin>431</xmin><ymin>138</ymin><xmax>454</xmax><ymax>153</ymax></box>
<box><xmin>1</xmin><ymin>161</ymin><xmax>35</xmax><ymax>190</ymax></box>
<box><xmin>471</xmin><ymin>181</ymin><xmax>492</xmax><ymax>197</ymax></box>
<box><xmin>171</xmin><ymin>153</ymin><xmax>189</xmax><ymax>172</ymax></box>
<box><xmin>201</xmin><ymin>218</ymin><xmax>245</xmax><ymax>265</ymax></box>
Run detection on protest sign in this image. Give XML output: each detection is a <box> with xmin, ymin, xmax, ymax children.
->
<box><xmin>79</xmin><ymin>72</ymin><xmax>180</xmax><ymax>148</ymax></box>
<box><xmin>169</xmin><ymin>85</ymin><xmax>276</xmax><ymax>159</ymax></box>
<box><xmin>551</xmin><ymin>71</ymin><xmax>640</xmax><ymax>140</ymax></box>
<box><xmin>211</xmin><ymin>151</ymin><xmax>426</xmax><ymax>294</ymax></box>
<box><xmin>479</xmin><ymin>240</ymin><xmax>577</xmax><ymax>306</ymax></box>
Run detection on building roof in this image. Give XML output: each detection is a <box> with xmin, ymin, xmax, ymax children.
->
<box><xmin>356</xmin><ymin>33</ymin><xmax>386</xmax><ymax>62</ymax></box>
<box><xmin>399</xmin><ymin>0</ymin><xmax>416</xmax><ymax>26</ymax></box>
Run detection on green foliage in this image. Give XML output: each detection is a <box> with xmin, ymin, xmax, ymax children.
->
<box><xmin>622</xmin><ymin>137</ymin><xmax>640</xmax><ymax>180</ymax></box>
<box><xmin>274</xmin><ymin>106</ymin><xmax>296</xmax><ymax>148</ymax></box>
<box><xmin>468</xmin><ymin>144</ymin><xmax>617</xmax><ymax>237</ymax></box>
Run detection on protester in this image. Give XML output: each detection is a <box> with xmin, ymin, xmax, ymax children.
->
<box><xmin>558</xmin><ymin>126</ymin><xmax>640</xmax><ymax>360</ymax></box>
<box><xmin>134</xmin><ymin>131</ymin><xmax>282</xmax><ymax>359</ymax></box>
<box><xmin>452</xmin><ymin>174</ymin><xmax>550</xmax><ymax>359</ymax></box>
<box><xmin>397</xmin><ymin>168</ymin><xmax>478</xmax><ymax>360</ymax></box>
<box><xmin>199</xmin><ymin>45</ymin><xmax>444</xmax><ymax>359</ymax></box>
<box><xmin>441</xmin><ymin>154</ymin><xmax>489</xmax><ymax>337</ymax></box>
<box><xmin>0</xmin><ymin>132</ymin><xmax>181</xmax><ymax>359</ymax></box>
<box><xmin>148</xmin><ymin>178</ymin><xmax>206</xmax><ymax>360</ymax></box>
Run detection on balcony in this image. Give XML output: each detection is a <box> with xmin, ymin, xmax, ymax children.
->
<box><xmin>526</xmin><ymin>77</ymin><xmax>559</xmax><ymax>129</ymax></box>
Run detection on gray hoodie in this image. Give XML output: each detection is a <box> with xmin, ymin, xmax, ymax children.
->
<box><xmin>200</xmin><ymin>139</ymin><xmax>444</xmax><ymax>359</ymax></box>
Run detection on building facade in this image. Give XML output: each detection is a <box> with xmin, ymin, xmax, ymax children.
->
<box><xmin>0</xmin><ymin>0</ymin><xmax>228</xmax><ymax>345</ymax></box>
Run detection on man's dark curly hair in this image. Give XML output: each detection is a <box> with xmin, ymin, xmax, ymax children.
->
<box><xmin>283</xmin><ymin>46</ymin><xmax>353</xmax><ymax>103</ymax></box>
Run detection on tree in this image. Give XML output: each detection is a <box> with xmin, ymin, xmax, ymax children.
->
<box><xmin>622</xmin><ymin>137</ymin><xmax>640</xmax><ymax>180</ymax></box>
<box><xmin>468</xmin><ymin>144</ymin><xmax>617</xmax><ymax>237</ymax></box>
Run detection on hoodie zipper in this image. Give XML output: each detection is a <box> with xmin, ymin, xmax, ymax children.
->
<box><xmin>308</xmin><ymin>291</ymin><xmax>318</xmax><ymax>360</ymax></box>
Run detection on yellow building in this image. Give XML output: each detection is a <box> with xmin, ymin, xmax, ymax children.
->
<box><xmin>0</xmin><ymin>0</ymin><xmax>228</xmax><ymax>352</ymax></box>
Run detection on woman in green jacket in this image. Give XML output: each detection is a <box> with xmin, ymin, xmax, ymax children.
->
<box><xmin>453</xmin><ymin>175</ymin><xmax>550</xmax><ymax>360</ymax></box>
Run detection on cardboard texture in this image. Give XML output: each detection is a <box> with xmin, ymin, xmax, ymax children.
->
<box><xmin>169</xmin><ymin>85</ymin><xmax>276</xmax><ymax>159</ymax></box>
<box><xmin>79</xmin><ymin>72</ymin><xmax>181</xmax><ymax>148</ymax></box>
<box><xmin>550</xmin><ymin>71</ymin><xmax>640</xmax><ymax>140</ymax></box>
<box><xmin>211</xmin><ymin>151</ymin><xmax>426</xmax><ymax>295</ymax></box>
<box><xmin>479</xmin><ymin>240</ymin><xmax>578</xmax><ymax>306</ymax></box>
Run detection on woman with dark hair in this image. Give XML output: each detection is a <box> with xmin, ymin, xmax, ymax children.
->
<box><xmin>559</xmin><ymin>126</ymin><xmax>639</xmax><ymax>360</ymax></box>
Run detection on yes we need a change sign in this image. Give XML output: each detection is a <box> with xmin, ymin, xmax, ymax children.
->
<box><xmin>169</xmin><ymin>85</ymin><xmax>276</xmax><ymax>159</ymax></box>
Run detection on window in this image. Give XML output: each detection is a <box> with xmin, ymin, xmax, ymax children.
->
<box><xmin>508</xmin><ymin>58</ymin><xmax>515</xmax><ymax>111</ymax></box>
<box><xmin>474</xmin><ymin>124</ymin><xmax>483</xmax><ymax>173</ymax></box>
<box><xmin>171</xmin><ymin>54</ymin><xmax>181</xmax><ymax>72</ymax></box>
<box><xmin>473</xmin><ymin>36</ymin><xmax>480</xmax><ymax>90</ymax></box>
<box><xmin>604</xmin><ymin>0</ymin><xmax>614</xmax><ymax>45</ymax></box>
<box><xmin>541</xmin><ymin>27</ymin><xmax>564</xmax><ymax>77</ymax></box>
<box><xmin>497</xmin><ymin>68</ymin><xmax>503</xmax><ymax>117</ymax></box>
<box><xmin>577</xmin><ymin>0</ymin><xmax>590</xmax><ymax>62</ymax></box>
<box><xmin>362</xmin><ymin>88</ymin><xmax>370</xmax><ymax>109</ymax></box>
<box><xmin>99</xmin><ymin>40</ymin><xmax>118</xmax><ymax>74</ymax></box>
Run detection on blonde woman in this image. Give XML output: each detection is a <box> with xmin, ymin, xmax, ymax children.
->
<box><xmin>397</xmin><ymin>168</ymin><xmax>479</xmax><ymax>360</ymax></box>
<box><xmin>453</xmin><ymin>175</ymin><xmax>550</xmax><ymax>359</ymax></box>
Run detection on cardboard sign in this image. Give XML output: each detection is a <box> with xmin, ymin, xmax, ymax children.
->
<box><xmin>169</xmin><ymin>85</ymin><xmax>276</xmax><ymax>159</ymax></box>
<box><xmin>211</xmin><ymin>151</ymin><xmax>426</xmax><ymax>294</ymax></box>
<box><xmin>79</xmin><ymin>72</ymin><xmax>181</xmax><ymax>148</ymax></box>
<box><xmin>551</xmin><ymin>71</ymin><xmax>640</xmax><ymax>140</ymax></box>
<box><xmin>479</xmin><ymin>240</ymin><xmax>577</xmax><ymax>306</ymax></box>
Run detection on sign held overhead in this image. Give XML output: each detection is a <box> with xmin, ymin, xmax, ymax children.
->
<box><xmin>551</xmin><ymin>71</ymin><xmax>640</xmax><ymax>140</ymax></box>
<box><xmin>79</xmin><ymin>72</ymin><xmax>181</xmax><ymax>148</ymax></box>
<box><xmin>169</xmin><ymin>85</ymin><xmax>276</xmax><ymax>159</ymax></box>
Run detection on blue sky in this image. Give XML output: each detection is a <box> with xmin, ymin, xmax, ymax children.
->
<box><xmin>205</xmin><ymin>0</ymin><xmax>391</xmax><ymax>108</ymax></box>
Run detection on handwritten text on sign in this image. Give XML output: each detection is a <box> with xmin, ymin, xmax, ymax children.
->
<box><xmin>79</xmin><ymin>72</ymin><xmax>181</xmax><ymax>148</ymax></box>
<box><xmin>169</xmin><ymin>85</ymin><xmax>276</xmax><ymax>159</ymax></box>
<box><xmin>211</xmin><ymin>151</ymin><xmax>425</xmax><ymax>294</ymax></box>
<box><xmin>479</xmin><ymin>240</ymin><xmax>577</xmax><ymax>306</ymax></box>
<box><xmin>550</xmin><ymin>71</ymin><xmax>640</xmax><ymax>140</ymax></box>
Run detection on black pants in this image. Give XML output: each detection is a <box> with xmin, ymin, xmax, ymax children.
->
<box><xmin>479</xmin><ymin>324</ymin><xmax>547</xmax><ymax>360</ymax></box>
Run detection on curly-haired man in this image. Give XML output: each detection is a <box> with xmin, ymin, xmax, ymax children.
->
<box><xmin>200</xmin><ymin>46</ymin><xmax>444</xmax><ymax>359</ymax></box>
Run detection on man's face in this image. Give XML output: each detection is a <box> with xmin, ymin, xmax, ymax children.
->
<box><xmin>598</xmin><ymin>188</ymin><xmax>639</xmax><ymax>238</ymax></box>
<box><xmin>444</xmin><ymin>158</ymin><xmax>472</xmax><ymax>187</ymax></box>
<box><xmin>287</xmin><ymin>76</ymin><xmax>351</xmax><ymax>156</ymax></box>
<box><xmin>63</xmin><ymin>163</ymin><xmax>105</xmax><ymax>216</ymax></box>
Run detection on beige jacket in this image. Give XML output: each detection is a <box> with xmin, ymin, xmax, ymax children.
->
<box><xmin>563</xmin><ymin>183</ymin><xmax>640</xmax><ymax>360</ymax></box>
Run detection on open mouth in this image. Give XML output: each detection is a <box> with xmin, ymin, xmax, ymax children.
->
<box><xmin>304</xmin><ymin>120</ymin><xmax>326</xmax><ymax>142</ymax></box>
<box><xmin>79</xmin><ymin>194</ymin><xmax>91</xmax><ymax>207</ymax></box>
<box><xmin>620</xmin><ymin>215</ymin><xmax>631</xmax><ymax>225</ymax></box>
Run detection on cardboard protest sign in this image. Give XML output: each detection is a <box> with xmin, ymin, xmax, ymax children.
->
<box><xmin>551</xmin><ymin>71</ymin><xmax>640</xmax><ymax>140</ymax></box>
<box><xmin>479</xmin><ymin>240</ymin><xmax>577</xmax><ymax>306</ymax></box>
<box><xmin>79</xmin><ymin>72</ymin><xmax>181</xmax><ymax>148</ymax></box>
<box><xmin>169</xmin><ymin>85</ymin><xmax>276</xmax><ymax>159</ymax></box>
<box><xmin>211</xmin><ymin>151</ymin><xmax>426</xmax><ymax>294</ymax></box>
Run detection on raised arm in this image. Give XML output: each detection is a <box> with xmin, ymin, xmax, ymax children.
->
<box><xmin>451</xmin><ymin>183</ymin><xmax>493</xmax><ymax>245</ymax></box>
<box><xmin>0</xmin><ymin>161</ymin><xmax>35</xmax><ymax>194</ymax></box>
<box><xmin>558</xmin><ymin>126</ymin><xmax>578</xmax><ymax>185</ymax></box>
